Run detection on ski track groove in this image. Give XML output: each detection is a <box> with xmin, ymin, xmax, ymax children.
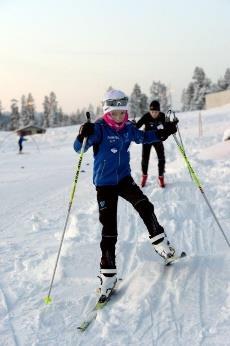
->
<box><xmin>117</xmin><ymin>199</ymin><xmax>139</xmax><ymax>279</ymax></box>
<box><xmin>0</xmin><ymin>286</ymin><xmax>19</xmax><ymax>346</ymax></box>
<box><xmin>197</xmin><ymin>260</ymin><xmax>207</xmax><ymax>346</ymax></box>
<box><xmin>145</xmin><ymin>297</ymin><xmax>155</xmax><ymax>346</ymax></box>
<box><xmin>146</xmin><ymin>265</ymin><xmax>174</xmax><ymax>344</ymax></box>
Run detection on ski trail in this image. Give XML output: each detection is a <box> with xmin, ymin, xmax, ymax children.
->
<box><xmin>97</xmin><ymin>253</ymin><xmax>230</xmax><ymax>345</ymax></box>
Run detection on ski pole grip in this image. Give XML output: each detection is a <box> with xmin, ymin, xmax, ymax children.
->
<box><xmin>86</xmin><ymin>111</ymin><xmax>91</xmax><ymax>123</ymax></box>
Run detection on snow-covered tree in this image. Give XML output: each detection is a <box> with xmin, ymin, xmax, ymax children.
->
<box><xmin>26</xmin><ymin>93</ymin><xmax>35</xmax><ymax>124</ymax></box>
<box><xmin>95</xmin><ymin>105</ymin><xmax>103</xmax><ymax>118</ymax></box>
<box><xmin>20</xmin><ymin>95</ymin><xmax>27</xmax><ymax>127</ymax></box>
<box><xmin>58</xmin><ymin>107</ymin><xmax>64</xmax><ymax>125</ymax></box>
<box><xmin>20</xmin><ymin>93</ymin><xmax>35</xmax><ymax>126</ymax></box>
<box><xmin>224</xmin><ymin>68</ymin><xmax>230</xmax><ymax>89</ymax></box>
<box><xmin>217</xmin><ymin>68</ymin><xmax>230</xmax><ymax>91</ymax></box>
<box><xmin>42</xmin><ymin>92</ymin><xmax>60</xmax><ymax>127</ymax></box>
<box><xmin>0</xmin><ymin>100</ymin><xmax>3</xmax><ymax>117</ymax></box>
<box><xmin>10</xmin><ymin>99</ymin><xmax>20</xmax><ymax>130</ymax></box>
<box><xmin>129</xmin><ymin>84</ymin><xmax>148</xmax><ymax>119</ymax></box>
<box><xmin>88</xmin><ymin>103</ymin><xmax>95</xmax><ymax>120</ymax></box>
<box><xmin>181</xmin><ymin>67</ymin><xmax>211</xmax><ymax>111</ymax></box>
<box><xmin>42</xmin><ymin>96</ymin><xmax>50</xmax><ymax>128</ymax></box>
<box><xmin>48</xmin><ymin>92</ymin><xmax>58</xmax><ymax>127</ymax></box>
<box><xmin>191</xmin><ymin>67</ymin><xmax>211</xmax><ymax>110</ymax></box>
<box><xmin>149</xmin><ymin>81</ymin><xmax>169</xmax><ymax>113</ymax></box>
<box><xmin>181</xmin><ymin>83</ymin><xmax>195</xmax><ymax>111</ymax></box>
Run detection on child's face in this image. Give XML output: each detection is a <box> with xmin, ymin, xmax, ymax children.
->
<box><xmin>150</xmin><ymin>109</ymin><xmax>160</xmax><ymax>119</ymax></box>
<box><xmin>110</xmin><ymin>110</ymin><xmax>126</xmax><ymax>123</ymax></box>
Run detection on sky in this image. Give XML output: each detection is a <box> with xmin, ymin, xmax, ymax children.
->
<box><xmin>0</xmin><ymin>0</ymin><xmax>230</xmax><ymax>113</ymax></box>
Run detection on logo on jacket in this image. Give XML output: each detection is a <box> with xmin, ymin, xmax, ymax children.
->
<box><xmin>99</xmin><ymin>201</ymin><xmax>106</xmax><ymax>209</ymax></box>
<box><xmin>111</xmin><ymin>148</ymin><xmax>118</xmax><ymax>153</ymax></box>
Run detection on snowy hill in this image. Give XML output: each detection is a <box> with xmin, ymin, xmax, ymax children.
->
<box><xmin>0</xmin><ymin>105</ymin><xmax>230</xmax><ymax>345</ymax></box>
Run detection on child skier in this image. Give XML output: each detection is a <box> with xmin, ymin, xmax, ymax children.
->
<box><xmin>136</xmin><ymin>100</ymin><xmax>166</xmax><ymax>188</ymax></box>
<box><xmin>18</xmin><ymin>135</ymin><xmax>27</xmax><ymax>154</ymax></box>
<box><xmin>74</xmin><ymin>90</ymin><xmax>178</xmax><ymax>301</ymax></box>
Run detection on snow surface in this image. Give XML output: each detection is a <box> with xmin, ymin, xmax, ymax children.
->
<box><xmin>0</xmin><ymin>105</ymin><xmax>230</xmax><ymax>346</ymax></box>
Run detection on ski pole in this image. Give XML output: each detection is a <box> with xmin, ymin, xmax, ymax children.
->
<box><xmin>44</xmin><ymin>112</ymin><xmax>91</xmax><ymax>304</ymax></box>
<box><xmin>172</xmin><ymin>128</ymin><xmax>230</xmax><ymax>249</ymax></box>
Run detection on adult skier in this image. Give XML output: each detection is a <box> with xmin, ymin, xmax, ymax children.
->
<box><xmin>136</xmin><ymin>100</ymin><xmax>166</xmax><ymax>188</ymax></box>
<box><xmin>74</xmin><ymin>90</ymin><xmax>178</xmax><ymax>301</ymax></box>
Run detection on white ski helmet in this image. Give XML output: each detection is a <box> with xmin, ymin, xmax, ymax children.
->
<box><xmin>102</xmin><ymin>89</ymin><xmax>129</xmax><ymax>113</ymax></box>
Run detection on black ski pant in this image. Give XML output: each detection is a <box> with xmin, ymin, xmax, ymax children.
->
<box><xmin>141</xmin><ymin>141</ymin><xmax>165</xmax><ymax>176</ymax></box>
<box><xmin>96</xmin><ymin>176</ymin><xmax>164</xmax><ymax>274</ymax></box>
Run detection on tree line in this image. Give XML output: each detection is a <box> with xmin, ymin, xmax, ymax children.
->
<box><xmin>0</xmin><ymin>66</ymin><xmax>230</xmax><ymax>131</ymax></box>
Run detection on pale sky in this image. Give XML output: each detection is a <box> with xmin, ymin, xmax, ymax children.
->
<box><xmin>0</xmin><ymin>0</ymin><xmax>230</xmax><ymax>113</ymax></box>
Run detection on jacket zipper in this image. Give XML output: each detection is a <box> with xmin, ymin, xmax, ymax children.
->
<box><xmin>100</xmin><ymin>160</ymin><xmax>106</xmax><ymax>177</ymax></box>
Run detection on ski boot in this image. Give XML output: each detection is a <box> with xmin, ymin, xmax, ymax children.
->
<box><xmin>158</xmin><ymin>176</ymin><xmax>165</xmax><ymax>188</ymax></box>
<box><xmin>98</xmin><ymin>274</ymin><xmax>117</xmax><ymax>303</ymax></box>
<box><xmin>151</xmin><ymin>233</ymin><xmax>175</xmax><ymax>259</ymax></box>
<box><xmin>141</xmin><ymin>174</ymin><xmax>148</xmax><ymax>187</ymax></box>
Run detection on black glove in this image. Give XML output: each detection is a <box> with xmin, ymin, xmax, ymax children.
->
<box><xmin>156</xmin><ymin>129</ymin><xmax>169</xmax><ymax>141</ymax></box>
<box><xmin>77</xmin><ymin>122</ymin><xmax>94</xmax><ymax>142</ymax></box>
<box><xmin>131</xmin><ymin>119</ymin><xmax>137</xmax><ymax>126</ymax></box>
<box><xmin>156</xmin><ymin>120</ymin><xmax>178</xmax><ymax>141</ymax></box>
<box><xmin>164</xmin><ymin>120</ymin><xmax>178</xmax><ymax>135</ymax></box>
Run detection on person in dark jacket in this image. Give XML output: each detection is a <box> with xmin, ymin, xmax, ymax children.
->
<box><xmin>74</xmin><ymin>90</ymin><xmax>178</xmax><ymax>300</ymax></box>
<box><xmin>18</xmin><ymin>135</ymin><xmax>27</xmax><ymax>154</ymax></box>
<box><xmin>136</xmin><ymin>100</ymin><xmax>166</xmax><ymax>188</ymax></box>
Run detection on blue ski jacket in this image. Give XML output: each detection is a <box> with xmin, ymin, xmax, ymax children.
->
<box><xmin>73</xmin><ymin>119</ymin><xmax>160</xmax><ymax>186</ymax></box>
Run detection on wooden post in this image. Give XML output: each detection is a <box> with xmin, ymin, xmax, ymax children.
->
<box><xmin>198</xmin><ymin>112</ymin><xmax>203</xmax><ymax>137</ymax></box>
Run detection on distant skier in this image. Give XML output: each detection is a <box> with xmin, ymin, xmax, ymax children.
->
<box><xmin>74</xmin><ymin>90</ymin><xmax>178</xmax><ymax>301</ymax></box>
<box><xmin>136</xmin><ymin>100</ymin><xmax>166</xmax><ymax>188</ymax></box>
<box><xmin>18</xmin><ymin>135</ymin><xmax>27</xmax><ymax>154</ymax></box>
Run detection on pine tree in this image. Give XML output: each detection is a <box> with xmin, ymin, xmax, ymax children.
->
<box><xmin>20</xmin><ymin>93</ymin><xmax>35</xmax><ymax>126</ymax></box>
<box><xmin>42</xmin><ymin>96</ymin><xmax>50</xmax><ymax>128</ymax></box>
<box><xmin>224</xmin><ymin>68</ymin><xmax>230</xmax><ymax>89</ymax></box>
<box><xmin>10</xmin><ymin>99</ymin><xmax>20</xmax><ymax>130</ymax></box>
<box><xmin>191</xmin><ymin>67</ymin><xmax>211</xmax><ymax>110</ymax></box>
<box><xmin>58</xmin><ymin>107</ymin><xmax>64</xmax><ymax>125</ymax></box>
<box><xmin>181</xmin><ymin>67</ymin><xmax>211</xmax><ymax>111</ymax></box>
<box><xmin>42</xmin><ymin>92</ymin><xmax>61</xmax><ymax>127</ymax></box>
<box><xmin>26</xmin><ymin>93</ymin><xmax>35</xmax><ymax>124</ymax></box>
<box><xmin>149</xmin><ymin>81</ymin><xmax>169</xmax><ymax>113</ymax></box>
<box><xmin>88</xmin><ymin>103</ymin><xmax>95</xmax><ymax>120</ymax></box>
<box><xmin>20</xmin><ymin>95</ymin><xmax>27</xmax><ymax>126</ymax></box>
<box><xmin>129</xmin><ymin>84</ymin><xmax>148</xmax><ymax>119</ymax></box>
<box><xmin>48</xmin><ymin>92</ymin><xmax>58</xmax><ymax>127</ymax></box>
<box><xmin>96</xmin><ymin>105</ymin><xmax>103</xmax><ymax>118</ymax></box>
<box><xmin>181</xmin><ymin>83</ymin><xmax>195</xmax><ymax>111</ymax></box>
<box><xmin>140</xmin><ymin>93</ymin><xmax>148</xmax><ymax>116</ymax></box>
<box><xmin>218</xmin><ymin>68</ymin><xmax>230</xmax><ymax>90</ymax></box>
